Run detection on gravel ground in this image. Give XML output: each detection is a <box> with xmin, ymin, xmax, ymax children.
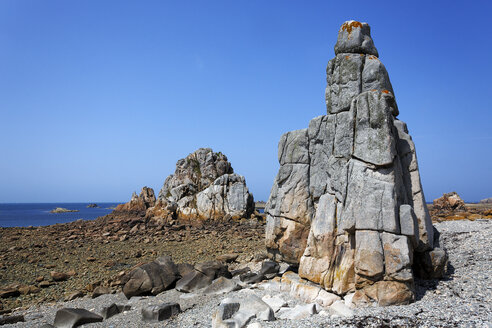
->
<box><xmin>3</xmin><ymin>219</ymin><xmax>491</xmax><ymax>327</ymax></box>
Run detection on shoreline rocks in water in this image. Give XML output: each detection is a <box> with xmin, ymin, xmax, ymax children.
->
<box><xmin>86</xmin><ymin>203</ymin><xmax>99</xmax><ymax>208</ymax></box>
<box><xmin>49</xmin><ymin>207</ymin><xmax>79</xmax><ymax>214</ymax></box>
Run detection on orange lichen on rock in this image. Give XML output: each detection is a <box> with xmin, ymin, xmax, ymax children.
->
<box><xmin>368</xmin><ymin>55</ymin><xmax>377</xmax><ymax>60</ymax></box>
<box><xmin>382</xmin><ymin>89</ymin><xmax>390</xmax><ymax>94</ymax></box>
<box><xmin>341</xmin><ymin>21</ymin><xmax>363</xmax><ymax>34</ymax></box>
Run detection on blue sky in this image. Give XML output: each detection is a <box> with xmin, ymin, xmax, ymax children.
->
<box><xmin>0</xmin><ymin>0</ymin><xmax>491</xmax><ymax>203</ymax></box>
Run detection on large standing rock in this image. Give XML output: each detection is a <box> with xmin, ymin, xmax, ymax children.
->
<box><xmin>148</xmin><ymin>148</ymin><xmax>254</xmax><ymax>222</ymax></box>
<box><xmin>265</xmin><ymin>20</ymin><xmax>447</xmax><ymax>306</ymax></box>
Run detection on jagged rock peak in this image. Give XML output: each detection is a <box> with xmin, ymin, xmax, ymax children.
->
<box><xmin>150</xmin><ymin>148</ymin><xmax>254</xmax><ymax>223</ymax></box>
<box><xmin>157</xmin><ymin>148</ymin><xmax>233</xmax><ymax>201</ymax></box>
<box><xmin>334</xmin><ymin>20</ymin><xmax>379</xmax><ymax>57</ymax></box>
<box><xmin>114</xmin><ymin>186</ymin><xmax>156</xmax><ymax>215</ymax></box>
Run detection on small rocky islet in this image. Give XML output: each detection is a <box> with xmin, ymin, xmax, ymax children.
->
<box><xmin>1</xmin><ymin>20</ymin><xmax>491</xmax><ymax>327</ymax></box>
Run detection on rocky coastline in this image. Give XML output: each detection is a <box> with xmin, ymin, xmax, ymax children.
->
<box><xmin>1</xmin><ymin>20</ymin><xmax>491</xmax><ymax>327</ymax></box>
<box><xmin>0</xmin><ymin>210</ymin><xmax>490</xmax><ymax>327</ymax></box>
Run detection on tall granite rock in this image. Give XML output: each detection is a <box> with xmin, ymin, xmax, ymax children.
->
<box><xmin>265</xmin><ymin>21</ymin><xmax>447</xmax><ymax>306</ymax></box>
<box><xmin>147</xmin><ymin>148</ymin><xmax>255</xmax><ymax>222</ymax></box>
<box><xmin>114</xmin><ymin>186</ymin><xmax>156</xmax><ymax>217</ymax></box>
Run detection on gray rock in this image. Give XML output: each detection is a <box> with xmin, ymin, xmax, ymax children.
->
<box><xmin>100</xmin><ymin>303</ymin><xmax>131</xmax><ymax>319</ymax></box>
<box><xmin>334</xmin><ymin>20</ymin><xmax>378</xmax><ymax>57</ymax></box>
<box><xmin>265</xmin><ymin>20</ymin><xmax>447</xmax><ymax>306</ymax></box>
<box><xmin>0</xmin><ymin>315</ymin><xmax>24</xmax><ymax>325</ymax></box>
<box><xmin>195</xmin><ymin>261</ymin><xmax>232</xmax><ymax>279</ymax></box>
<box><xmin>213</xmin><ymin>295</ymin><xmax>275</xmax><ymax>328</ymax></box>
<box><xmin>141</xmin><ymin>302</ymin><xmax>181</xmax><ymax>322</ymax></box>
<box><xmin>259</xmin><ymin>261</ymin><xmax>280</xmax><ymax>277</ymax></box>
<box><xmin>277</xmin><ymin>303</ymin><xmax>317</xmax><ymax>320</ymax></box>
<box><xmin>122</xmin><ymin>256</ymin><xmax>179</xmax><ymax>298</ymax></box>
<box><xmin>202</xmin><ymin>277</ymin><xmax>241</xmax><ymax>295</ymax></box>
<box><xmin>261</xmin><ymin>295</ymin><xmax>287</xmax><ymax>313</ymax></box>
<box><xmin>53</xmin><ymin>308</ymin><xmax>103</xmax><ymax>328</ymax></box>
<box><xmin>175</xmin><ymin>270</ymin><xmax>214</xmax><ymax>293</ymax></box>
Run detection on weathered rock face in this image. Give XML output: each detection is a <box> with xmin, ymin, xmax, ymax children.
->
<box><xmin>265</xmin><ymin>20</ymin><xmax>447</xmax><ymax>306</ymax></box>
<box><xmin>149</xmin><ymin>148</ymin><xmax>254</xmax><ymax>222</ymax></box>
<box><xmin>113</xmin><ymin>187</ymin><xmax>156</xmax><ymax>217</ymax></box>
<box><xmin>433</xmin><ymin>192</ymin><xmax>466</xmax><ymax>211</ymax></box>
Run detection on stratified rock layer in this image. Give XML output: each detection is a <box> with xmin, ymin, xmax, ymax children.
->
<box><xmin>265</xmin><ymin>21</ymin><xmax>447</xmax><ymax>306</ymax></box>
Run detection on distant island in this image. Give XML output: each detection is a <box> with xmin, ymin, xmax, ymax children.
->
<box><xmin>50</xmin><ymin>207</ymin><xmax>79</xmax><ymax>214</ymax></box>
<box><xmin>86</xmin><ymin>203</ymin><xmax>99</xmax><ymax>208</ymax></box>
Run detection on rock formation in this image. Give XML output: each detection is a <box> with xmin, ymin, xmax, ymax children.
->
<box><xmin>265</xmin><ymin>21</ymin><xmax>447</xmax><ymax>306</ymax></box>
<box><xmin>433</xmin><ymin>192</ymin><xmax>466</xmax><ymax>211</ymax></box>
<box><xmin>113</xmin><ymin>186</ymin><xmax>156</xmax><ymax>217</ymax></box>
<box><xmin>116</xmin><ymin>148</ymin><xmax>255</xmax><ymax>223</ymax></box>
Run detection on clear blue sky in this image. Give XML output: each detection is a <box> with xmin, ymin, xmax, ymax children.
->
<box><xmin>1</xmin><ymin>0</ymin><xmax>491</xmax><ymax>203</ymax></box>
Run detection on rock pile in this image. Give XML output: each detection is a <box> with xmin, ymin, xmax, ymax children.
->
<box><xmin>115</xmin><ymin>148</ymin><xmax>255</xmax><ymax>224</ymax></box>
<box><xmin>265</xmin><ymin>20</ymin><xmax>447</xmax><ymax>306</ymax></box>
<box><xmin>433</xmin><ymin>192</ymin><xmax>466</xmax><ymax>211</ymax></box>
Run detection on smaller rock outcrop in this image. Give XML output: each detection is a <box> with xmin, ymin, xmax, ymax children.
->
<box><xmin>113</xmin><ymin>187</ymin><xmax>156</xmax><ymax>217</ymax></box>
<box><xmin>433</xmin><ymin>192</ymin><xmax>466</xmax><ymax>211</ymax></box>
<box><xmin>86</xmin><ymin>203</ymin><xmax>99</xmax><ymax>208</ymax></box>
<box><xmin>479</xmin><ymin>197</ymin><xmax>492</xmax><ymax>204</ymax></box>
<box><xmin>149</xmin><ymin>148</ymin><xmax>254</xmax><ymax>223</ymax></box>
<box><xmin>50</xmin><ymin>208</ymin><xmax>79</xmax><ymax>214</ymax></box>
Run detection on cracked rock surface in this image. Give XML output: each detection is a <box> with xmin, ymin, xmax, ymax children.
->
<box><xmin>265</xmin><ymin>20</ymin><xmax>447</xmax><ymax>306</ymax></box>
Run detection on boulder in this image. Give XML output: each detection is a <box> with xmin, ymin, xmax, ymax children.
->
<box><xmin>122</xmin><ymin>256</ymin><xmax>178</xmax><ymax>298</ymax></box>
<box><xmin>141</xmin><ymin>303</ymin><xmax>181</xmax><ymax>322</ymax></box>
<box><xmin>265</xmin><ymin>20</ymin><xmax>446</xmax><ymax>306</ymax></box>
<box><xmin>212</xmin><ymin>296</ymin><xmax>274</xmax><ymax>328</ymax></box>
<box><xmin>175</xmin><ymin>270</ymin><xmax>213</xmax><ymax>293</ymax></box>
<box><xmin>53</xmin><ymin>308</ymin><xmax>103</xmax><ymax>328</ymax></box>
<box><xmin>202</xmin><ymin>277</ymin><xmax>241</xmax><ymax>295</ymax></box>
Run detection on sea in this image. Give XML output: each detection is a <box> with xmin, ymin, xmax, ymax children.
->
<box><xmin>0</xmin><ymin>203</ymin><xmax>121</xmax><ymax>228</ymax></box>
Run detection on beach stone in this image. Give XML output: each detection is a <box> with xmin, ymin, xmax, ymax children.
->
<box><xmin>50</xmin><ymin>271</ymin><xmax>69</xmax><ymax>282</ymax></box>
<box><xmin>259</xmin><ymin>261</ymin><xmax>280</xmax><ymax>278</ymax></box>
<box><xmin>213</xmin><ymin>295</ymin><xmax>275</xmax><ymax>327</ymax></box>
<box><xmin>0</xmin><ymin>315</ymin><xmax>24</xmax><ymax>325</ymax></box>
<box><xmin>175</xmin><ymin>270</ymin><xmax>213</xmax><ymax>293</ymax></box>
<box><xmin>265</xmin><ymin>20</ymin><xmax>447</xmax><ymax>306</ymax></box>
<box><xmin>177</xmin><ymin>263</ymin><xmax>195</xmax><ymax>278</ymax></box>
<box><xmin>122</xmin><ymin>256</ymin><xmax>179</xmax><ymax>298</ymax></box>
<box><xmin>261</xmin><ymin>295</ymin><xmax>287</xmax><ymax>313</ymax></box>
<box><xmin>330</xmin><ymin>300</ymin><xmax>354</xmax><ymax>317</ymax></box>
<box><xmin>100</xmin><ymin>303</ymin><xmax>131</xmax><ymax>319</ymax></box>
<box><xmin>195</xmin><ymin>261</ymin><xmax>232</xmax><ymax>279</ymax></box>
<box><xmin>53</xmin><ymin>308</ymin><xmax>103</xmax><ymax>328</ymax></box>
<box><xmin>65</xmin><ymin>291</ymin><xmax>84</xmax><ymax>301</ymax></box>
<box><xmin>91</xmin><ymin>286</ymin><xmax>111</xmax><ymax>298</ymax></box>
<box><xmin>141</xmin><ymin>302</ymin><xmax>181</xmax><ymax>322</ymax></box>
<box><xmin>277</xmin><ymin>303</ymin><xmax>317</xmax><ymax>320</ymax></box>
<box><xmin>0</xmin><ymin>288</ymin><xmax>20</xmax><ymax>299</ymax></box>
<box><xmin>202</xmin><ymin>277</ymin><xmax>241</xmax><ymax>295</ymax></box>
<box><xmin>217</xmin><ymin>253</ymin><xmax>239</xmax><ymax>263</ymax></box>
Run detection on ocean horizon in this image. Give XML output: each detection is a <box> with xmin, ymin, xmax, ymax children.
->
<box><xmin>0</xmin><ymin>202</ymin><xmax>121</xmax><ymax>228</ymax></box>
